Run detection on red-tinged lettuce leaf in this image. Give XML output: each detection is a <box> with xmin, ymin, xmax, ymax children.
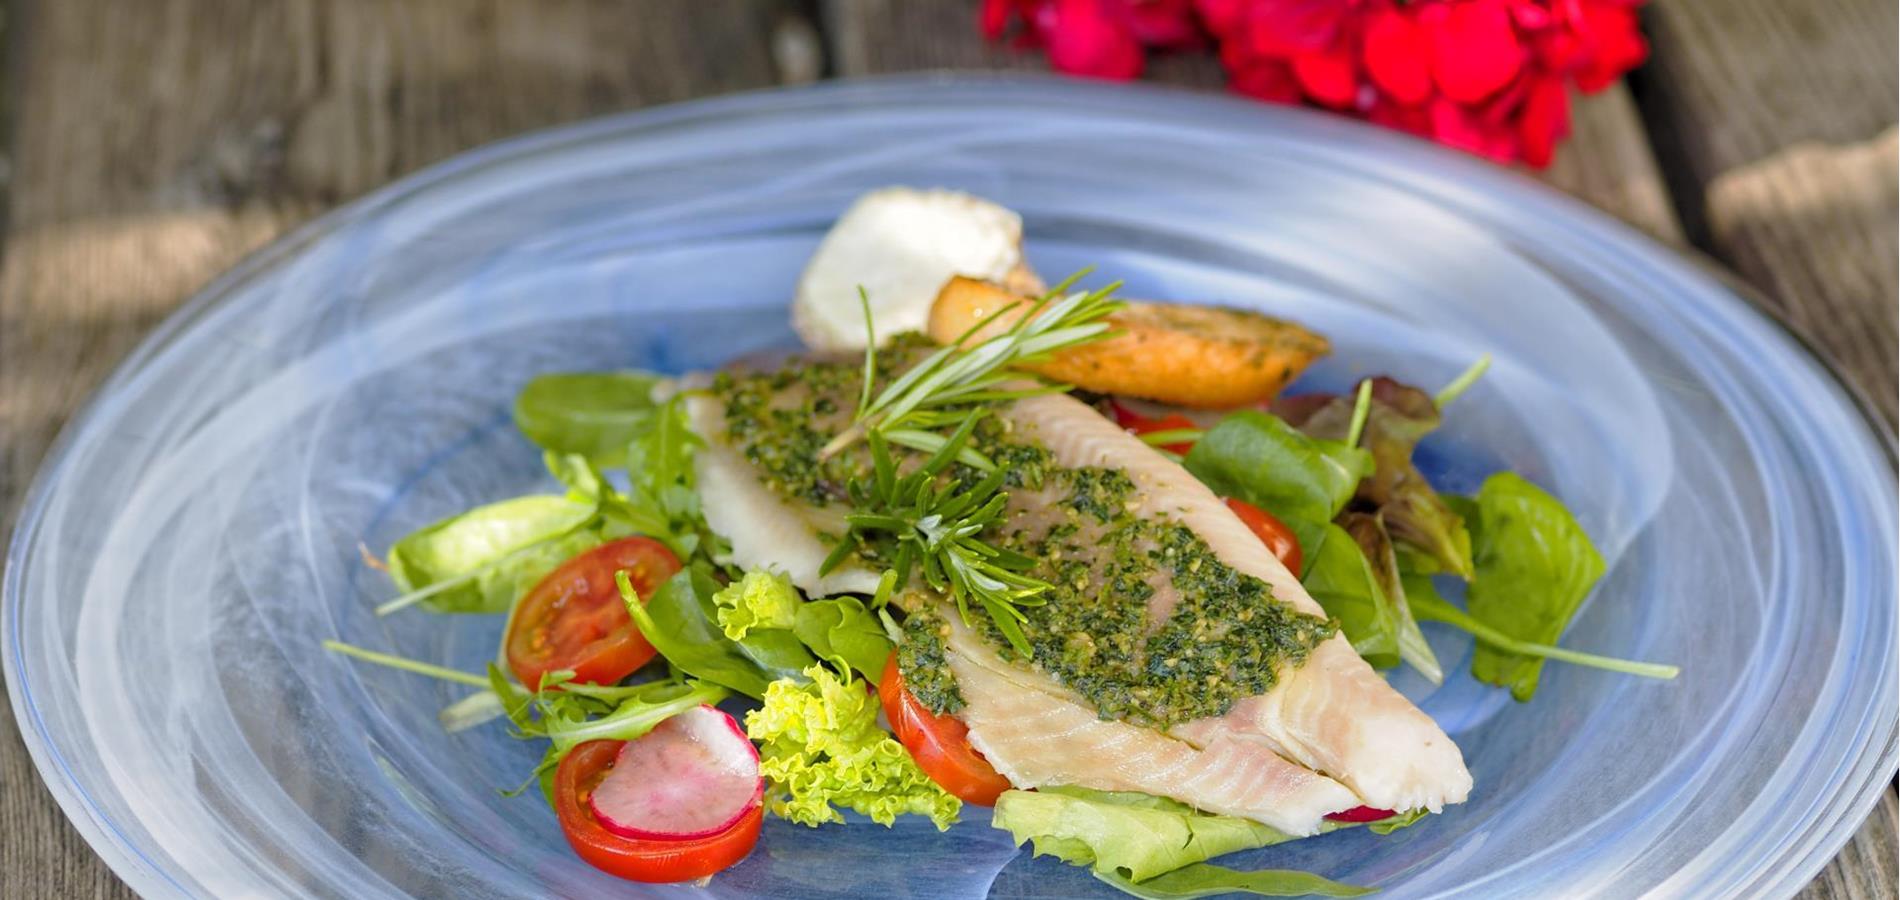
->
<box><xmin>1339</xmin><ymin>512</ymin><xmax>1443</xmax><ymax>684</ymax></box>
<box><xmin>1275</xmin><ymin>377</ymin><xmax>1474</xmax><ymax>579</ymax></box>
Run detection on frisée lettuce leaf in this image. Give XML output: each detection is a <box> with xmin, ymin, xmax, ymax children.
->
<box><xmin>746</xmin><ymin>664</ymin><xmax>959</xmax><ymax>830</ymax></box>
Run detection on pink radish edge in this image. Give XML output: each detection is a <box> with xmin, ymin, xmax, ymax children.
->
<box><xmin>588</xmin><ymin>704</ymin><xmax>763</xmax><ymax>842</ymax></box>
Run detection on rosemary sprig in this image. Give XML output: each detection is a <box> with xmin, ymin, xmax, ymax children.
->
<box><xmin>821</xmin><ymin>270</ymin><xmax>1123</xmax><ymax>461</ymax></box>
<box><xmin>818</xmin><ymin>417</ymin><xmax>1049</xmax><ymax>656</ymax></box>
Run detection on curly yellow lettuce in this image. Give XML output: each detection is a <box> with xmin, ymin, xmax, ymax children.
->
<box><xmin>712</xmin><ymin>570</ymin><xmax>799</xmax><ymax>640</ymax></box>
<box><xmin>744</xmin><ymin>664</ymin><xmax>959</xmax><ymax>830</ymax></box>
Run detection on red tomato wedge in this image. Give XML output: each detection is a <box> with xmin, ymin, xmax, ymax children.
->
<box><xmin>1110</xmin><ymin>400</ymin><xmax>1200</xmax><ymax>454</ymax></box>
<box><xmin>588</xmin><ymin>706</ymin><xmax>763</xmax><ymax>841</ymax></box>
<box><xmin>556</xmin><ymin>738</ymin><xmax>762</xmax><ymax>883</ymax></box>
<box><xmin>1326</xmin><ymin>805</ymin><xmax>1399</xmax><ymax>823</ymax></box>
<box><xmin>505</xmin><ymin>536</ymin><xmax>680</xmax><ymax>690</ymax></box>
<box><xmin>1224</xmin><ymin>497</ymin><xmax>1304</xmax><ymax>575</ymax></box>
<box><xmin>879</xmin><ymin>652</ymin><xmax>1013</xmax><ymax>806</ymax></box>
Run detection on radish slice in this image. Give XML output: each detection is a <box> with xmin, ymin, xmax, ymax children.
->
<box><xmin>588</xmin><ymin>705</ymin><xmax>763</xmax><ymax>841</ymax></box>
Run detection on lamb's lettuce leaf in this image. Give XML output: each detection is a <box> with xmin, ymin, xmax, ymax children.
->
<box><xmin>512</xmin><ymin>371</ymin><xmax>663</xmax><ymax>467</ymax></box>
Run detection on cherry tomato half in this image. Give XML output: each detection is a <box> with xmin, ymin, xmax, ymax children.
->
<box><xmin>554</xmin><ymin>739</ymin><xmax>762</xmax><ymax>882</ymax></box>
<box><xmin>878</xmin><ymin>652</ymin><xmax>1013</xmax><ymax>806</ymax></box>
<box><xmin>1225</xmin><ymin>497</ymin><xmax>1303</xmax><ymax>575</ymax></box>
<box><xmin>505</xmin><ymin>536</ymin><xmax>680</xmax><ymax>690</ymax></box>
<box><xmin>1110</xmin><ymin>401</ymin><xmax>1200</xmax><ymax>455</ymax></box>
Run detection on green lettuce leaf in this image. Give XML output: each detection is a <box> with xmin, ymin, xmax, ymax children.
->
<box><xmin>794</xmin><ymin>596</ymin><xmax>895</xmax><ymax>684</ymax></box>
<box><xmin>992</xmin><ymin>787</ymin><xmax>1371</xmax><ymax>898</ymax></box>
<box><xmin>1301</xmin><ymin>522</ymin><xmax>1400</xmax><ymax>669</ymax></box>
<box><xmin>386</xmin><ymin>494</ymin><xmax>600</xmax><ymax>614</ymax></box>
<box><xmin>621</xmin><ymin>567</ymin><xmax>812</xmax><ymax>699</ymax></box>
<box><xmin>713</xmin><ymin>570</ymin><xmax>800</xmax><ymax>640</ymax></box>
<box><xmin>745</xmin><ymin>664</ymin><xmax>959</xmax><ymax>830</ymax></box>
<box><xmin>512</xmin><ymin>371</ymin><xmax>662</xmax><ymax>467</ymax></box>
<box><xmin>1096</xmin><ymin>865</ymin><xmax>1372</xmax><ymax>899</ymax></box>
<box><xmin>1338</xmin><ymin>513</ymin><xmax>1442</xmax><ymax>683</ymax></box>
<box><xmin>993</xmin><ymin>787</ymin><xmax>1301</xmax><ymax>881</ymax></box>
<box><xmin>1183</xmin><ymin>411</ymin><xmax>1372</xmax><ymax>559</ymax></box>
<box><xmin>1276</xmin><ymin>378</ymin><xmax>1473</xmax><ymax>578</ymax></box>
<box><xmin>1462</xmin><ymin>472</ymin><xmax>1606</xmax><ymax>700</ymax></box>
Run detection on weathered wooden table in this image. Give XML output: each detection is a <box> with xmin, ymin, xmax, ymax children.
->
<box><xmin>0</xmin><ymin>2</ymin><xmax>1892</xmax><ymax>897</ymax></box>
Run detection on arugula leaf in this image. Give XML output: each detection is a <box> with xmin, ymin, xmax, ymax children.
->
<box><xmin>1338</xmin><ymin>513</ymin><xmax>1442</xmax><ymax>683</ymax></box>
<box><xmin>992</xmin><ymin>787</ymin><xmax>1371</xmax><ymax>899</ymax></box>
<box><xmin>794</xmin><ymin>596</ymin><xmax>895</xmax><ymax>685</ymax></box>
<box><xmin>1461</xmin><ymin>472</ymin><xmax>1606</xmax><ymax>699</ymax></box>
<box><xmin>620</xmin><ymin>566</ymin><xmax>813</xmax><ymax>699</ymax></box>
<box><xmin>619</xmin><ymin>394</ymin><xmax>710</xmax><ymax>561</ymax></box>
<box><xmin>384</xmin><ymin>494</ymin><xmax>600</xmax><ymax>614</ymax></box>
<box><xmin>1095</xmin><ymin>865</ymin><xmax>1372</xmax><ymax>898</ymax></box>
<box><xmin>1301</xmin><ymin>522</ymin><xmax>1401</xmax><ymax>669</ymax></box>
<box><xmin>1276</xmin><ymin>378</ymin><xmax>1473</xmax><ymax>578</ymax></box>
<box><xmin>1183</xmin><ymin>411</ymin><xmax>1372</xmax><ymax>560</ymax></box>
<box><xmin>512</xmin><ymin>371</ymin><xmax>662</xmax><ymax>467</ymax></box>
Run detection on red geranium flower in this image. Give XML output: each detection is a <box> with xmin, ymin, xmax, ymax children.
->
<box><xmin>981</xmin><ymin>0</ymin><xmax>1650</xmax><ymax>168</ymax></box>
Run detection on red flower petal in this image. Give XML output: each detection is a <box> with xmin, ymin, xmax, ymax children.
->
<box><xmin>1244</xmin><ymin>0</ymin><xmax>1351</xmax><ymax>57</ymax></box>
<box><xmin>1364</xmin><ymin>9</ymin><xmax>1433</xmax><ymax>105</ymax></box>
<box><xmin>1573</xmin><ymin>3</ymin><xmax>1648</xmax><ymax>92</ymax></box>
<box><xmin>1047</xmin><ymin>0</ymin><xmax>1147</xmax><ymax>79</ymax></box>
<box><xmin>1114</xmin><ymin>0</ymin><xmax>1204</xmax><ymax>48</ymax></box>
<box><xmin>1194</xmin><ymin>0</ymin><xmax>1252</xmax><ymax>39</ymax></box>
<box><xmin>1517</xmin><ymin>74</ymin><xmax>1571</xmax><ymax>167</ymax></box>
<box><xmin>1293</xmin><ymin>46</ymin><xmax>1359</xmax><ymax>109</ymax></box>
<box><xmin>1367</xmin><ymin>96</ymin><xmax>1434</xmax><ymax>137</ymax></box>
<box><xmin>1430</xmin><ymin>96</ymin><xmax>1519</xmax><ymax>162</ymax></box>
<box><xmin>980</xmin><ymin>0</ymin><xmax>1015</xmax><ymax>39</ymax></box>
<box><xmin>1229</xmin><ymin>56</ymin><xmax>1303</xmax><ymax>103</ymax></box>
<box><xmin>1430</xmin><ymin>0</ymin><xmax>1525</xmax><ymax>103</ymax></box>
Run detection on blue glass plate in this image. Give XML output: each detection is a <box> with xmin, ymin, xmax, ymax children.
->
<box><xmin>6</xmin><ymin>76</ymin><xmax>1893</xmax><ymax>899</ymax></box>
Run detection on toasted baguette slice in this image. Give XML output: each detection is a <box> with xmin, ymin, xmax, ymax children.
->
<box><xmin>927</xmin><ymin>276</ymin><xmax>1329</xmax><ymax>408</ymax></box>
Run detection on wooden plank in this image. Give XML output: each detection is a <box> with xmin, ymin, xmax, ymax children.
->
<box><xmin>1635</xmin><ymin>4</ymin><xmax>1898</xmax><ymax>877</ymax></box>
<box><xmin>0</xmin><ymin>3</ymin><xmax>800</xmax><ymax>896</ymax></box>
<box><xmin>1640</xmin><ymin>0</ymin><xmax>1898</xmax><ymax>423</ymax></box>
<box><xmin>822</xmin><ymin>0</ymin><xmax>1680</xmax><ymax>242</ymax></box>
<box><xmin>1799</xmin><ymin>784</ymin><xmax>1900</xmax><ymax>900</ymax></box>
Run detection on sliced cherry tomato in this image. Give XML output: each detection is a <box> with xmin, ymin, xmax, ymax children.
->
<box><xmin>1110</xmin><ymin>400</ymin><xmax>1200</xmax><ymax>454</ymax></box>
<box><xmin>555</xmin><ymin>739</ymin><xmax>762</xmax><ymax>882</ymax></box>
<box><xmin>878</xmin><ymin>652</ymin><xmax>1013</xmax><ymax>806</ymax></box>
<box><xmin>505</xmin><ymin>536</ymin><xmax>680</xmax><ymax>690</ymax></box>
<box><xmin>1225</xmin><ymin>497</ymin><xmax>1303</xmax><ymax>574</ymax></box>
<box><xmin>1325</xmin><ymin>805</ymin><xmax>1398</xmax><ymax>823</ymax></box>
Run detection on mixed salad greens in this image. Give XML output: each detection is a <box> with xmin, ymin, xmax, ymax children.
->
<box><xmin>328</xmin><ymin>268</ymin><xmax>1675</xmax><ymax>896</ymax></box>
